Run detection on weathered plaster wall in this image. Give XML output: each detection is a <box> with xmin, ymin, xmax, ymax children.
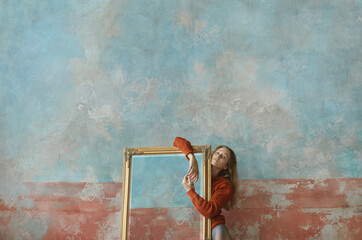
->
<box><xmin>1</xmin><ymin>180</ymin><xmax>361</xmax><ymax>239</ymax></box>
<box><xmin>1</xmin><ymin>0</ymin><xmax>361</xmax><ymax>239</ymax></box>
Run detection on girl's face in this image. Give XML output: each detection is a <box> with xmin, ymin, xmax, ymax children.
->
<box><xmin>211</xmin><ymin>147</ymin><xmax>230</xmax><ymax>170</ymax></box>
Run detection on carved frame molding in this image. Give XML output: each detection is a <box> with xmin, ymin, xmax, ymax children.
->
<box><xmin>120</xmin><ymin>145</ymin><xmax>212</xmax><ymax>240</ymax></box>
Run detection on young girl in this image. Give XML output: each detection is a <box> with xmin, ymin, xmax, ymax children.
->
<box><xmin>173</xmin><ymin>137</ymin><xmax>238</xmax><ymax>240</ymax></box>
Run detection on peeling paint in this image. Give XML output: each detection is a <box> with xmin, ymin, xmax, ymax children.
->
<box><xmin>80</xmin><ymin>183</ymin><xmax>105</xmax><ymax>202</ymax></box>
<box><xmin>345</xmin><ymin>188</ymin><xmax>362</xmax><ymax>207</ymax></box>
<box><xmin>270</xmin><ymin>194</ymin><xmax>294</xmax><ymax>209</ymax></box>
<box><xmin>246</xmin><ymin>222</ymin><xmax>260</xmax><ymax>239</ymax></box>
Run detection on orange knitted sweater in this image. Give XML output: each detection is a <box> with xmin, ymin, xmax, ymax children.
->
<box><xmin>173</xmin><ymin>137</ymin><xmax>233</xmax><ymax>230</ymax></box>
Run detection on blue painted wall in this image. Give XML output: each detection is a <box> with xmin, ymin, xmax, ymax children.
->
<box><xmin>130</xmin><ymin>154</ymin><xmax>203</xmax><ymax>208</ymax></box>
<box><xmin>1</xmin><ymin>0</ymin><xmax>361</xmax><ymax>203</ymax></box>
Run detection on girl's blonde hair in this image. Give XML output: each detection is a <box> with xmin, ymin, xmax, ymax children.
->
<box><xmin>211</xmin><ymin>145</ymin><xmax>238</xmax><ymax>210</ymax></box>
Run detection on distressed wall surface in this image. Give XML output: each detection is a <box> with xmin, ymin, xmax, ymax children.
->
<box><xmin>1</xmin><ymin>179</ymin><xmax>361</xmax><ymax>239</ymax></box>
<box><xmin>1</xmin><ymin>0</ymin><xmax>361</xmax><ymax>239</ymax></box>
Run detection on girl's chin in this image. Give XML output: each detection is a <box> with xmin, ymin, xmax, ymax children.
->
<box><xmin>211</xmin><ymin>164</ymin><xmax>222</xmax><ymax>169</ymax></box>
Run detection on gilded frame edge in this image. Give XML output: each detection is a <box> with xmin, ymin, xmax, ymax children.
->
<box><xmin>120</xmin><ymin>145</ymin><xmax>212</xmax><ymax>240</ymax></box>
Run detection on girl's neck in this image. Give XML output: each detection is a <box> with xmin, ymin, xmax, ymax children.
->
<box><xmin>211</xmin><ymin>166</ymin><xmax>222</xmax><ymax>178</ymax></box>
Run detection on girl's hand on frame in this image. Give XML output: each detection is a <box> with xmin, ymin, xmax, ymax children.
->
<box><xmin>187</xmin><ymin>153</ymin><xmax>199</xmax><ymax>183</ymax></box>
<box><xmin>182</xmin><ymin>174</ymin><xmax>195</xmax><ymax>192</ymax></box>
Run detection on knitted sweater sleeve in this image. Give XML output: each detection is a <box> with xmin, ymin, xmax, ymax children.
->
<box><xmin>186</xmin><ymin>180</ymin><xmax>233</xmax><ymax>218</ymax></box>
<box><xmin>173</xmin><ymin>136</ymin><xmax>193</xmax><ymax>160</ymax></box>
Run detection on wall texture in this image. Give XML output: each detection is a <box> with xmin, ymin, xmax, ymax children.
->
<box><xmin>1</xmin><ymin>0</ymin><xmax>361</xmax><ymax>239</ymax></box>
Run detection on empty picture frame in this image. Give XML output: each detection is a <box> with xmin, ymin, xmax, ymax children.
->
<box><xmin>121</xmin><ymin>145</ymin><xmax>212</xmax><ymax>240</ymax></box>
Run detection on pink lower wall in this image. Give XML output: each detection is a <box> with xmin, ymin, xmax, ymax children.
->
<box><xmin>1</xmin><ymin>178</ymin><xmax>361</xmax><ymax>239</ymax></box>
<box><xmin>225</xmin><ymin>178</ymin><xmax>362</xmax><ymax>239</ymax></box>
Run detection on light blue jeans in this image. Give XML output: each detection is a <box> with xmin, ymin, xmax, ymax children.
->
<box><xmin>212</xmin><ymin>224</ymin><xmax>232</xmax><ymax>240</ymax></box>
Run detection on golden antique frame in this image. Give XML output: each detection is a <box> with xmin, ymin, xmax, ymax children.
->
<box><xmin>120</xmin><ymin>145</ymin><xmax>212</xmax><ymax>240</ymax></box>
